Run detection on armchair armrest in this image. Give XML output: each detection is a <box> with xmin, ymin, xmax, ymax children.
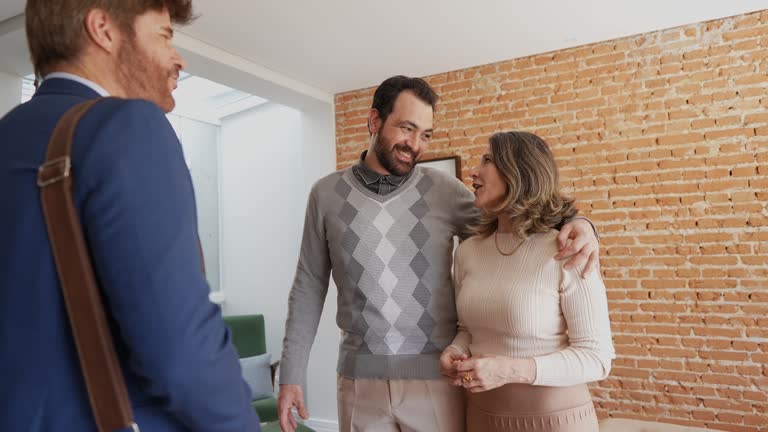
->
<box><xmin>270</xmin><ymin>360</ymin><xmax>280</xmax><ymax>388</ymax></box>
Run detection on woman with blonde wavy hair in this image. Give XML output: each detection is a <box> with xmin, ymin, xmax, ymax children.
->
<box><xmin>439</xmin><ymin>131</ymin><xmax>615</xmax><ymax>432</ymax></box>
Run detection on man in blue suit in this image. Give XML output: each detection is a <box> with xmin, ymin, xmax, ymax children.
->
<box><xmin>0</xmin><ymin>1</ymin><xmax>260</xmax><ymax>431</ymax></box>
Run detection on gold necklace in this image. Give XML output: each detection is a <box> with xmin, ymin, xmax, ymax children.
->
<box><xmin>494</xmin><ymin>231</ymin><xmax>526</xmax><ymax>256</ymax></box>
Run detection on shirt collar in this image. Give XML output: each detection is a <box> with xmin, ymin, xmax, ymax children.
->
<box><xmin>354</xmin><ymin>151</ymin><xmax>409</xmax><ymax>186</ymax></box>
<box><xmin>44</xmin><ymin>72</ymin><xmax>110</xmax><ymax>97</ymax></box>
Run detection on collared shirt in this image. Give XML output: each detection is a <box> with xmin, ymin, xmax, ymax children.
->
<box><xmin>351</xmin><ymin>151</ymin><xmax>412</xmax><ymax>196</ymax></box>
<box><xmin>44</xmin><ymin>72</ymin><xmax>110</xmax><ymax>97</ymax></box>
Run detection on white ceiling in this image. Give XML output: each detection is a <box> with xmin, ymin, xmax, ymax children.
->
<box><xmin>181</xmin><ymin>0</ymin><xmax>767</xmax><ymax>93</ymax></box>
<box><xmin>0</xmin><ymin>0</ymin><xmax>23</xmax><ymax>24</ymax></box>
<box><xmin>170</xmin><ymin>72</ymin><xmax>268</xmax><ymax>122</ymax></box>
<box><xmin>1</xmin><ymin>1</ymin><xmax>766</xmax><ymax>95</ymax></box>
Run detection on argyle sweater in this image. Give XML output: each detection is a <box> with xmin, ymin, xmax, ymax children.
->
<box><xmin>280</xmin><ymin>165</ymin><xmax>476</xmax><ymax>386</ymax></box>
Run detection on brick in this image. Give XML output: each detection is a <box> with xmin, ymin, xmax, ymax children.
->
<box><xmin>692</xmin><ymin>410</ymin><xmax>716</xmax><ymax>421</ymax></box>
<box><xmin>702</xmin><ymin>373</ymin><xmax>749</xmax><ymax>385</ymax></box>
<box><xmin>686</xmin><ymin>233</ymin><xmax>734</xmax><ymax>243</ymax></box>
<box><xmin>693</xmin><ymin>327</ymin><xmax>743</xmax><ymax>338</ymax></box>
<box><xmin>744</xmin><ymin>414</ymin><xmax>768</xmax><ymax>426</ymax></box>
<box><xmin>699</xmin><ymin>179</ymin><xmax>750</xmax><ymax>192</ymax></box>
<box><xmin>743</xmin><ymin>391</ymin><xmax>768</xmax><ymax>403</ymax></box>
<box><xmin>702</xmin><ymin>398</ymin><xmax>753</xmax><ymax>412</ymax></box>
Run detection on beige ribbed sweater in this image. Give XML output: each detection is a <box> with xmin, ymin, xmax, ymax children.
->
<box><xmin>449</xmin><ymin>229</ymin><xmax>615</xmax><ymax>387</ymax></box>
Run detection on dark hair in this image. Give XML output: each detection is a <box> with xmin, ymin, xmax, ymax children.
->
<box><xmin>26</xmin><ymin>0</ymin><xmax>195</xmax><ymax>77</ymax></box>
<box><xmin>471</xmin><ymin>131</ymin><xmax>578</xmax><ymax>238</ymax></box>
<box><xmin>370</xmin><ymin>75</ymin><xmax>438</xmax><ymax>133</ymax></box>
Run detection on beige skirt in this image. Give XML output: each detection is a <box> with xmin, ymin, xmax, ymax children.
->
<box><xmin>466</xmin><ymin>383</ymin><xmax>598</xmax><ymax>432</ymax></box>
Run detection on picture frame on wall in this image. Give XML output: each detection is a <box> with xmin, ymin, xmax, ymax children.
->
<box><xmin>416</xmin><ymin>155</ymin><xmax>462</xmax><ymax>180</ymax></box>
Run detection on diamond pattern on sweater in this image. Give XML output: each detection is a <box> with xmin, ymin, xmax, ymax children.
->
<box><xmin>333</xmin><ymin>170</ymin><xmax>445</xmax><ymax>355</ymax></box>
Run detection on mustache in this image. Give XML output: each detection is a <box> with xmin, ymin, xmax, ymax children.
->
<box><xmin>393</xmin><ymin>145</ymin><xmax>414</xmax><ymax>157</ymax></box>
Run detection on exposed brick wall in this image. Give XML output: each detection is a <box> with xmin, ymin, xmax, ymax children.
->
<box><xmin>335</xmin><ymin>10</ymin><xmax>768</xmax><ymax>432</ymax></box>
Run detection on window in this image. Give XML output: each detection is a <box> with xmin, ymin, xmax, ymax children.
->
<box><xmin>21</xmin><ymin>74</ymin><xmax>34</xmax><ymax>103</ymax></box>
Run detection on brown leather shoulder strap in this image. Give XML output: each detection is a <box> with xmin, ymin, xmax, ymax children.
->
<box><xmin>38</xmin><ymin>98</ymin><xmax>138</xmax><ymax>432</ymax></box>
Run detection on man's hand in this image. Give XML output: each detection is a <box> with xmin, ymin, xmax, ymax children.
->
<box><xmin>278</xmin><ymin>384</ymin><xmax>309</xmax><ymax>432</ymax></box>
<box><xmin>555</xmin><ymin>218</ymin><xmax>599</xmax><ymax>278</ymax></box>
<box><xmin>440</xmin><ymin>346</ymin><xmax>467</xmax><ymax>384</ymax></box>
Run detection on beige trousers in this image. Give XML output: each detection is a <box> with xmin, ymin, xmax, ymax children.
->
<box><xmin>337</xmin><ymin>375</ymin><xmax>465</xmax><ymax>432</ymax></box>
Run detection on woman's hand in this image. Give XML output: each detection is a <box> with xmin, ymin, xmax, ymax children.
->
<box><xmin>454</xmin><ymin>356</ymin><xmax>536</xmax><ymax>392</ymax></box>
<box><xmin>440</xmin><ymin>346</ymin><xmax>468</xmax><ymax>385</ymax></box>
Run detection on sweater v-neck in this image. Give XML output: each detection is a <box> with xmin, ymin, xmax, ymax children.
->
<box><xmin>344</xmin><ymin>166</ymin><xmax>422</xmax><ymax>203</ymax></box>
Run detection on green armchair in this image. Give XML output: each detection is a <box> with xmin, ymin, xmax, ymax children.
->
<box><xmin>223</xmin><ymin>314</ymin><xmax>279</xmax><ymax>423</ymax></box>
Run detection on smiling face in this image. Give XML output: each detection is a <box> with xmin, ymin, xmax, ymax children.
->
<box><xmin>115</xmin><ymin>8</ymin><xmax>186</xmax><ymax>112</ymax></box>
<box><xmin>467</xmin><ymin>131</ymin><xmax>580</xmax><ymax>238</ymax></box>
<box><xmin>470</xmin><ymin>145</ymin><xmax>508</xmax><ymax>212</ymax></box>
<box><xmin>369</xmin><ymin>90</ymin><xmax>434</xmax><ymax>176</ymax></box>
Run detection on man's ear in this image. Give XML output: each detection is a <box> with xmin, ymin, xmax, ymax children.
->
<box><xmin>368</xmin><ymin>109</ymin><xmax>382</xmax><ymax>135</ymax></box>
<box><xmin>83</xmin><ymin>8</ymin><xmax>121</xmax><ymax>54</ymax></box>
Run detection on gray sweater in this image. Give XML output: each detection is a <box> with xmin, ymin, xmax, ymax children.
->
<box><xmin>280</xmin><ymin>165</ymin><xmax>476</xmax><ymax>386</ymax></box>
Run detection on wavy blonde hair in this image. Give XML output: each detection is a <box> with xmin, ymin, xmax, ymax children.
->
<box><xmin>470</xmin><ymin>131</ymin><xmax>578</xmax><ymax>238</ymax></box>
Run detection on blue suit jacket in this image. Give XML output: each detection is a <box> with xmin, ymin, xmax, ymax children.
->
<box><xmin>0</xmin><ymin>79</ymin><xmax>260</xmax><ymax>431</ymax></box>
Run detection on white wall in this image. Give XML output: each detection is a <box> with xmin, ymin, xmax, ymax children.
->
<box><xmin>219</xmin><ymin>102</ymin><xmax>305</xmax><ymax>352</ymax></box>
<box><xmin>181</xmin><ymin>43</ymin><xmax>339</xmax><ymax>429</ymax></box>
<box><xmin>167</xmin><ymin>114</ymin><xmax>222</xmax><ymax>292</ymax></box>
<box><xmin>298</xmin><ymin>101</ymin><xmax>341</xmax><ymax>428</ymax></box>
<box><xmin>219</xmin><ymin>100</ymin><xmax>340</xmax><ymax>428</ymax></box>
<box><xmin>0</xmin><ymin>70</ymin><xmax>21</xmax><ymax>117</ymax></box>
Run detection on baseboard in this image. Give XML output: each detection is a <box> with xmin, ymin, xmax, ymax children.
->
<box><xmin>304</xmin><ymin>418</ymin><xmax>339</xmax><ymax>432</ymax></box>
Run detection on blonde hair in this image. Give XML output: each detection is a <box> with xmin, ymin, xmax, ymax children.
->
<box><xmin>470</xmin><ymin>131</ymin><xmax>578</xmax><ymax>238</ymax></box>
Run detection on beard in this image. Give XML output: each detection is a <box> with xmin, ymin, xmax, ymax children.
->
<box><xmin>116</xmin><ymin>37</ymin><xmax>177</xmax><ymax>113</ymax></box>
<box><xmin>373</xmin><ymin>134</ymin><xmax>419</xmax><ymax>177</ymax></box>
